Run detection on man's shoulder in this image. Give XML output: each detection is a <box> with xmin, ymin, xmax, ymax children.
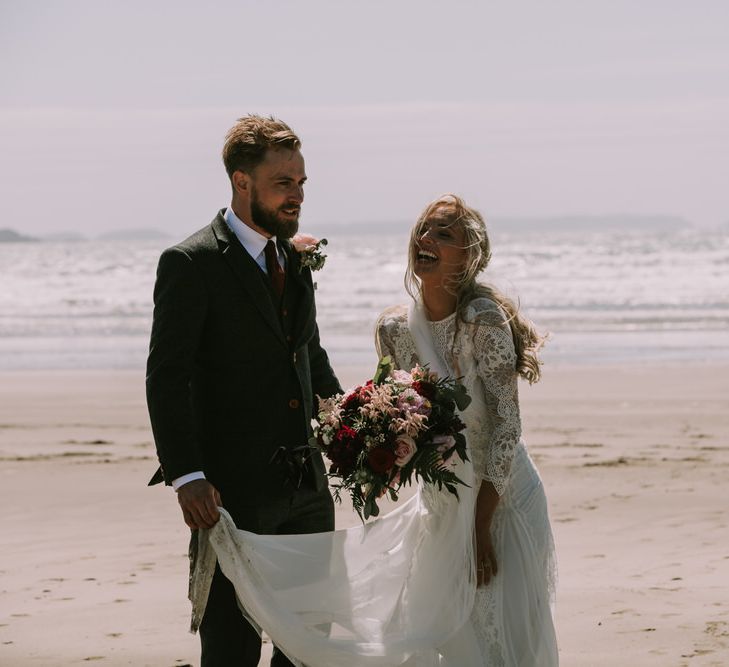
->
<box><xmin>164</xmin><ymin>212</ymin><xmax>226</xmax><ymax>258</ymax></box>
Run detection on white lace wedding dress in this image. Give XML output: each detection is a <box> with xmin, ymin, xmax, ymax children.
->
<box><xmin>189</xmin><ymin>297</ymin><xmax>558</xmax><ymax>666</ymax></box>
<box><xmin>376</xmin><ymin>298</ymin><xmax>558</xmax><ymax>665</ymax></box>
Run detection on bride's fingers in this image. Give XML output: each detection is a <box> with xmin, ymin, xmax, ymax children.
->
<box><xmin>476</xmin><ymin>547</ymin><xmax>497</xmax><ymax>587</ymax></box>
<box><xmin>488</xmin><ymin>549</ymin><xmax>498</xmax><ymax>576</ymax></box>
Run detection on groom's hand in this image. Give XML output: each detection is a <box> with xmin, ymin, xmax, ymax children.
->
<box><xmin>176</xmin><ymin>479</ymin><xmax>221</xmax><ymax>529</ymax></box>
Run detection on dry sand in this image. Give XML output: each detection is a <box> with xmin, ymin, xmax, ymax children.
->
<box><xmin>1</xmin><ymin>364</ymin><xmax>727</xmax><ymax>666</ymax></box>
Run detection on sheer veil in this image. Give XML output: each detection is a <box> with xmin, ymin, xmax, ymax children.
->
<box><xmin>189</xmin><ymin>296</ymin><xmax>482</xmax><ymax>666</ymax></box>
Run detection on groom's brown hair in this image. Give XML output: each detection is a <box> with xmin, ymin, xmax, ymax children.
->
<box><xmin>222</xmin><ymin>114</ymin><xmax>301</xmax><ymax>178</ymax></box>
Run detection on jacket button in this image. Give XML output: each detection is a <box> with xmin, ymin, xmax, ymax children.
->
<box><xmin>288</xmin><ymin>398</ymin><xmax>300</xmax><ymax>409</ymax></box>
<box><xmin>286</xmin><ymin>334</ymin><xmax>293</xmax><ymax>342</ymax></box>
<box><xmin>282</xmin><ymin>309</ymin><xmax>288</xmax><ymax>317</ymax></box>
<box><xmin>292</xmin><ymin>352</ymin><xmax>297</xmax><ymax>363</ymax></box>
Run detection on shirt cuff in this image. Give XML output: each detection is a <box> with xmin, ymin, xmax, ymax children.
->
<box><xmin>172</xmin><ymin>471</ymin><xmax>206</xmax><ymax>490</ymax></box>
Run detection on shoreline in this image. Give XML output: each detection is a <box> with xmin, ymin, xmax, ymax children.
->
<box><xmin>1</xmin><ymin>363</ymin><xmax>728</xmax><ymax>665</ymax></box>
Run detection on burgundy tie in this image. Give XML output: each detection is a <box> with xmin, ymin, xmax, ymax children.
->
<box><xmin>264</xmin><ymin>240</ymin><xmax>285</xmax><ymax>298</ymax></box>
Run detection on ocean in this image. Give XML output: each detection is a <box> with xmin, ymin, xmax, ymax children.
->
<box><xmin>1</xmin><ymin>226</ymin><xmax>727</xmax><ymax>371</ymax></box>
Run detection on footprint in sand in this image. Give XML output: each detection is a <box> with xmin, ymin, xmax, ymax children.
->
<box><xmin>681</xmin><ymin>649</ymin><xmax>714</xmax><ymax>658</ymax></box>
<box><xmin>611</xmin><ymin>609</ymin><xmax>637</xmax><ymax>616</ymax></box>
<box><xmin>705</xmin><ymin>621</ymin><xmax>729</xmax><ymax>638</ymax></box>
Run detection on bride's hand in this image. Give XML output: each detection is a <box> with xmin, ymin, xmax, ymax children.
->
<box><xmin>475</xmin><ymin>481</ymin><xmax>500</xmax><ymax>587</ymax></box>
<box><xmin>474</xmin><ymin>523</ymin><xmax>498</xmax><ymax>587</ymax></box>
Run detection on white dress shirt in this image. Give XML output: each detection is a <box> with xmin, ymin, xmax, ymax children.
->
<box><xmin>171</xmin><ymin>207</ymin><xmax>284</xmax><ymax>491</ymax></box>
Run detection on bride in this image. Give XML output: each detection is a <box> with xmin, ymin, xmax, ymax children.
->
<box><xmin>376</xmin><ymin>194</ymin><xmax>558</xmax><ymax>664</ymax></box>
<box><xmin>191</xmin><ymin>194</ymin><xmax>558</xmax><ymax>666</ymax></box>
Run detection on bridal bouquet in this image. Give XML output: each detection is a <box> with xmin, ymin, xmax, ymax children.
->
<box><xmin>311</xmin><ymin>357</ymin><xmax>472</xmax><ymax>520</ymax></box>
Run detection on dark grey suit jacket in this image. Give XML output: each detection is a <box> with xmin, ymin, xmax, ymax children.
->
<box><xmin>146</xmin><ymin>210</ymin><xmax>341</xmax><ymax>505</ymax></box>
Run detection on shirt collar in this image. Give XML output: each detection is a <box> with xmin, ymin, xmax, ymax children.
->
<box><xmin>223</xmin><ymin>207</ymin><xmax>278</xmax><ymax>261</ymax></box>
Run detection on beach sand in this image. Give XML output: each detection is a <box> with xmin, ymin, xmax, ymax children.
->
<box><xmin>1</xmin><ymin>364</ymin><xmax>727</xmax><ymax>666</ymax></box>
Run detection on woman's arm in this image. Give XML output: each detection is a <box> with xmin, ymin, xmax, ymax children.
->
<box><xmin>466</xmin><ymin>299</ymin><xmax>523</xmax><ymax>585</ymax></box>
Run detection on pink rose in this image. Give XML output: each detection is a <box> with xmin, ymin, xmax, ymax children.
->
<box><xmin>292</xmin><ymin>233</ymin><xmax>319</xmax><ymax>253</ymax></box>
<box><xmin>396</xmin><ymin>388</ymin><xmax>431</xmax><ymax>416</ymax></box>
<box><xmin>391</xmin><ymin>369</ymin><xmax>413</xmax><ymax>385</ymax></box>
<box><xmin>394</xmin><ymin>435</ymin><xmax>417</xmax><ymax>466</ymax></box>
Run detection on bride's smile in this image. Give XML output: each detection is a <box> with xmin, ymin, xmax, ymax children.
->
<box><xmin>412</xmin><ymin>212</ymin><xmax>468</xmax><ymax>283</ymax></box>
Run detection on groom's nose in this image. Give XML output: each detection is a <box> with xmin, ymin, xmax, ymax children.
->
<box><xmin>289</xmin><ymin>185</ymin><xmax>304</xmax><ymax>204</ymax></box>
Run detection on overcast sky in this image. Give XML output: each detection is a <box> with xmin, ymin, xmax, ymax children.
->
<box><xmin>1</xmin><ymin>0</ymin><xmax>728</xmax><ymax>236</ymax></box>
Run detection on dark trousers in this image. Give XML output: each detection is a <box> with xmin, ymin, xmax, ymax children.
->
<box><xmin>199</xmin><ymin>484</ymin><xmax>335</xmax><ymax>667</ymax></box>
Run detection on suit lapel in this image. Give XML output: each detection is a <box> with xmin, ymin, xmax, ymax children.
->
<box><xmin>281</xmin><ymin>240</ymin><xmax>314</xmax><ymax>346</ymax></box>
<box><xmin>211</xmin><ymin>212</ymin><xmax>286</xmax><ymax>346</ymax></box>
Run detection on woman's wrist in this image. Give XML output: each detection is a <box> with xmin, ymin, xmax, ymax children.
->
<box><xmin>476</xmin><ymin>480</ymin><xmax>500</xmax><ymax>524</ymax></box>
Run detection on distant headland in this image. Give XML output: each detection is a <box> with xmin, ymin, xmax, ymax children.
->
<box><xmin>0</xmin><ymin>228</ymin><xmax>171</xmax><ymax>243</ymax></box>
<box><xmin>0</xmin><ymin>228</ymin><xmax>39</xmax><ymax>243</ymax></box>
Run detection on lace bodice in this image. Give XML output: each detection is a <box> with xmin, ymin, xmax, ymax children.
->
<box><xmin>376</xmin><ymin>298</ymin><xmax>522</xmax><ymax>495</ymax></box>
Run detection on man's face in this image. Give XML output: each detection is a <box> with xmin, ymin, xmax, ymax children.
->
<box><xmin>247</xmin><ymin>148</ymin><xmax>306</xmax><ymax>239</ymax></box>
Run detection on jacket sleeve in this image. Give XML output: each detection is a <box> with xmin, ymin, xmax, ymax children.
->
<box><xmin>146</xmin><ymin>247</ymin><xmax>208</xmax><ymax>484</ymax></box>
<box><xmin>307</xmin><ymin>317</ymin><xmax>342</xmax><ymax>401</ymax></box>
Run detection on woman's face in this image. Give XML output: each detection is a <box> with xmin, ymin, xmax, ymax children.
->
<box><xmin>412</xmin><ymin>207</ymin><xmax>468</xmax><ymax>286</ymax></box>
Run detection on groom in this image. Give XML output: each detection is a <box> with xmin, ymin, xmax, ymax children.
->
<box><xmin>146</xmin><ymin>114</ymin><xmax>341</xmax><ymax>666</ymax></box>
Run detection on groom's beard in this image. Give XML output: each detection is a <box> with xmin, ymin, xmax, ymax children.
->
<box><xmin>250</xmin><ymin>190</ymin><xmax>299</xmax><ymax>240</ymax></box>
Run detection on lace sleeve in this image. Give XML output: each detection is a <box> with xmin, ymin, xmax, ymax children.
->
<box><xmin>375</xmin><ymin>310</ymin><xmax>397</xmax><ymax>360</ymax></box>
<box><xmin>375</xmin><ymin>306</ymin><xmax>418</xmax><ymax>371</ymax></box>
<box><xmin>465</xmin><ymin>299</ymin><xmax>522</xmax><ymax>495</ymax></box>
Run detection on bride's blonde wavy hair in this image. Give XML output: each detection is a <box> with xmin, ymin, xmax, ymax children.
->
<box><xmin>405</xmin><ymin>194</ymin><xmax>547</xmax><ymax>383</ymax></box>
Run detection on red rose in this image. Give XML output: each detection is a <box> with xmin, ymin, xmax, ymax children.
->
<box><xmin>412</xmin><ymin>380</ymin><xmax>436</xmax><ymax>400</ymax></box>
<box><xmin>328</xmin><ymin>425</ymin><xmax>364</xmax><ymax>475</ymax></box>
<box><xmin>367</xmin><ymin>447</ymin><xmax>396</xmax><ymax>474</ymax></box>
<box><xmin>342</xmin><ymin>391</ymin><xmax>361</xmax><ymax>412</ymax></box>
<box><xmin>335</xmin><ymin>425</ymin><xmax>358</xmax><ymax>442</ymax></box>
